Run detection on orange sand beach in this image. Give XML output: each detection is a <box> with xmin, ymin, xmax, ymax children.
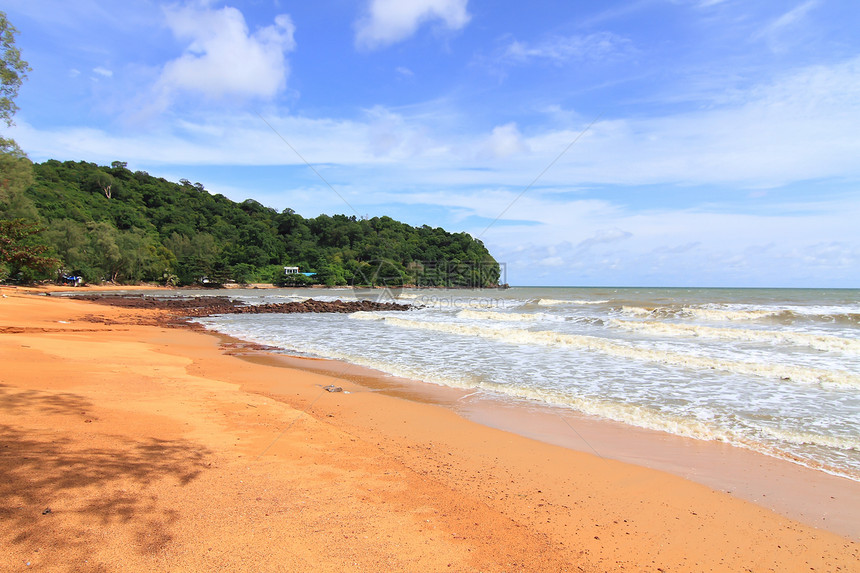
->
<box><xmin>1</xmin><ymin>287</ymin><xmax>858</xmax><ymax>572</ymax></box>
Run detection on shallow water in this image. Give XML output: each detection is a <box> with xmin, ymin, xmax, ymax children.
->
<box><xmin>194</xmin><ymin>286</ymin><xmax>860</xmax><ymax>481</ymax></box>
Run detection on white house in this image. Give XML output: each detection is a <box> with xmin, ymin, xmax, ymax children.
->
<box><xmin>284</xmin><ymin>266</ymin><xmax>300</xmax><ymax>275</ymax></box>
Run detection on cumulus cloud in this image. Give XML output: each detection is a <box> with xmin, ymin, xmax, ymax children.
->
<box><xmin>157</xmin><ymin>5</ymin><xmax>295</xmax><ymax>102</ymax></box>
<box><xmin>480</xmin><ymin>123</ymin><xmax>529</xmax><ymax>159</ymax></box>
<box><xmin>17</xmin><ymin>55</ymin><xmax>860</xmax><ymax>191</ymax></box>
<box><xmin>355</xmin><ymin>0</ymin><xmax>470</xmax><ymax>50</ymax></box>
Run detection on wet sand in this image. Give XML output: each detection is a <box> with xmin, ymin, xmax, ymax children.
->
<box><xmin>238</xmin><ymin>349</ymin><xmax>860</xmax><ymax>540</ymax></box>
<box><xmin>1</xmin><ymin>287</ymin><xmax>857</xmax><ymax>571</ymax></box>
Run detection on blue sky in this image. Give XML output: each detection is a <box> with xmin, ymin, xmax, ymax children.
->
<box><xmin>4</xmin><ymin>0</ymin><xmax>859</xmax><ymax>287</ymax></box>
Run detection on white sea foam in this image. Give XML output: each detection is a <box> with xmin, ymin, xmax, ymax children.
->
<box><xmin>537</xmin><ymin>298</ymin><xmax>609</xmax><ymax>306</ymax></box>
<box><xmin>350</xmin><ymin>311</ymin><xmax>387</xmax><ymax>321</ymax></box>
<box><xmin>457</xmin><ymin>309</ymin><xmax>548</xmax><ymax>322</ymax></box>
<box><xmin>683</xmin><ymin>307</ymin><xmax>782</xmax><ymax>321</ymax></box>
<box><xmin>378</xmin><ymin>317</ymin><xmax>860</xmax><ymax>389</ymax></box>
<box><xmin>196</xmin><ymin>286</ymin><xmax>860</xmax><ymax>482</ymax></box>
<box><xmin>620</xmin><ymin>306</ymin><xmax>656</xmax><ymax>317</ymax></box>
<box><xmin>610</xmin><ymin>319</ymin><xmax>860</xmax><ymax>355</ymax></box>
<box><xmin>480</xmin><ymin>383</ymin><xmax>725</xmax><ymax>442</ymax></box>
<box><xmin>782</xmin><ymin>305</ymin><xmax>860</xmax><ymax>317</ymax></box>
<box><xmin>620</xmin><ymin>305</ymin><xmax>781</xmax><ymax>321</ymax></box>
<box><xmin>457</xmin><ymin>378</ymin><xmax>857</xmax><ymax>479</ymax></box>
<box><xmin>749</xmin><ymin>423</ymin><xmax>860</xmax><ymax>452</ymax></box>
<box><xmin>447</xmin><ymin>379</ymin><xmax>857</xmax><ymax>477</ymax></box>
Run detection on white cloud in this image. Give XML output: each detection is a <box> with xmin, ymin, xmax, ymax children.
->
<box><xmin>483</xmin><ymin>196</ymin><xmax>860</xmax><ymax>287</ymax></box>
<box><xmin>11</xmin><ymin>113</ymin><xmax>370</xmax><ymax>167</ymax></box>
<box><xmin>520</xmin><ymin>56</ymin><xmax>860</xmax><ymax>188</ymax></box>
<box><xmin>576</xmin><ymin>228</ymin><xmax>632</xmax><ymax>250</ymax></box>
<box><xmin>15</xmin><ymin>55</ymin><xmax>860</xmax><ymax>192</ymax></box>
<box><xmin>157</xmin><ymin>5</ymin><xmax>295</xmax><ymax>103</ymax></box>
<box><xmin>754</xmin><ymin>0</ymin><xmax>820</xmax><ymax>53</ymax></box>
<box><xmin>499</xmin><ymin>32</ymin><xmax>634</xmax><ymax>65</ymax></box>
<box><xmin>92</xmin><ymin>67</ymin><xmax>113</xmax><ymax>78</ymax></box>
<box><xmin>355</xmin><ymin>0</ymin><xmax>470</xmax><ymax>50</ymax></box>
<box><xmin>480</xmin><ymin>123</ymin><xmax>529</xmax><ymax>159</ymax></box>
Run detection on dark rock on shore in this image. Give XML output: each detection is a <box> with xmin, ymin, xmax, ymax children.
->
<box><xmin>75</xmin><ymin>295</ymin><xmax>411</xmax><ymax>318</ymax></box>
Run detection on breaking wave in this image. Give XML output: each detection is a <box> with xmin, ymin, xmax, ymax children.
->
<box><xmin>683</xmin><ymin>307</ymin><xmax>786</xmax><ymax>322</ymax></box>
<box><xmin>609</xmin><ymin>319</ymin><xmax>860</xmax><ymax>355</ymax></box>
<box><xmin>376</xmin><ymin>317</ymin><xmax>860</xmax><ymax>389</ymax></box>
<box><xmin>457</xmin><ymin>309</ymin><xmax>550</xmax><ymax>322</ymax></box>
<box><xmin>537</xmin><ymin>298</ymin><xmax>609</xmax><ymax>306</ymax></box>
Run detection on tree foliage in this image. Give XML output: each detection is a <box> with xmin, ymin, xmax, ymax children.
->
<box><xmin>0</xmin><ymin>11</ymin><xmax>30</xmax><ymax>128</ymax></box>
<box><xmin>1</xmin><ymin>159</ymin><xmax>501</xmax><ymax>287</ymax></box>
<box><xmin>0</xmin><ymin>218</ymin><xmax>58</xmax><ymax>281</ymax></box>
<box><xmin>0</xmin><ymin>12</ymin><xmax>37</xmax><ymax>224</ymax></box>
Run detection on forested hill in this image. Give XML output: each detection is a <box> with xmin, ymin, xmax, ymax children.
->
<box><xmin>4</xmin><ymin>159</ymin><xmax>501</xmax><ymax>287</ymax></box>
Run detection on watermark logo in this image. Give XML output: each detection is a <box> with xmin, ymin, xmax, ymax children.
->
<box><xmin>408</xmin><ymin>261</ymin><xmax>506</xmax><ymax>290</ymax></box>
<box><xmin>351</xmin><ymin>259</ymin><xmax>507</xmax><ymax>303</ymax></box>
<box><xmin>412</xmin><ymin>294</ymin><xmax>508</xmax><ymax>310</ymax></box>
<box><xmin>350</xmin><ymin>259</ymin><xmax>405</xmax><ymax>302</ymax></box>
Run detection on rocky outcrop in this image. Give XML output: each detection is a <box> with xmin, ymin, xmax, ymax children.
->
<box><xmin>74</xmin><ymin>295</ymin><xmax>411</xmax><ymax>317</ymax></box>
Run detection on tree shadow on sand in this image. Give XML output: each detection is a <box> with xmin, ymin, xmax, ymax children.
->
<box><xmin>0</xmin><ymin>385</ymin><xmax>211</xmax><ymax>564</ymax></box>
<box><xmin>0</xmin><ymin>383</ymin><xmax>93</xmax><ymax>416</ymax></box>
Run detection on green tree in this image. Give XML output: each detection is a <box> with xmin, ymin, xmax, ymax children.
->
<box><xmin>15</xmin><ymin>157</ymin><xmax>502</xmax><ymax>287</ymax></box>
<box><xmin>0</xmin><ymin>138</ymin><xmax>33</xmax><ymax>205</ymax></box>
<box><xmin>229</xmin><ymin>263</ymin><xmax>255</xmax><ymax>284</ymax></box>
<box><xmin>0</xmin><ymin>11</ymin><xmax>30</xmax><ymax>128</ymax></box>
<box><xmin>87</xmin><ymin>221</ymin><xmax>122</xmax><ymax>282</ymax></box>
<box><xmin>0</xmin><ymin>13</ymin><xmax>35</xmax><ymax>220</ymax></box>
<box><xmin>44</xmin><ymin>219</ymin><xmax>88</xmax><ymax>272</ymax></box>
<box><xmin>86</xmin><ymin>171</ymin><xmax>116</xmax><ymax>199</ymax></box>
<box><xmin>0</xmin><ymin>219</ymin><xmax>58</xmax><ymax>281</ymax></box>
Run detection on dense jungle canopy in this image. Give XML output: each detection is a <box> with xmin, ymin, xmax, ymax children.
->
<box><xmin>0</xmin><ymin>159</ymin><xmax>501</xmax><ymax>288</ymax></box>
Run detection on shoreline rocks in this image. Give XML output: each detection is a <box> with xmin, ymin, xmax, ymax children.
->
<box><xmin>74</xmin><ymin>295</ymin><xmax>411</xmax><ymax>317</ymax></box>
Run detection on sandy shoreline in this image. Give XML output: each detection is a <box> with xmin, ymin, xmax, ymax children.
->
<box><xmin>1</xmin><ymin>287</ymin><xmax>858</xmax><ymax>571</ymax></box>
<box><xmin>233</xmin><ymin>346</ymin><xmax>860</xmax><ymax>540</ymax></box>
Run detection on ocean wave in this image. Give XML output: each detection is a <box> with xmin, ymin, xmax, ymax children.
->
<box><xmin>620</xmin><ymin>304</ymin><xmax>860</xmax><ymax>327</ymax></box>
<box><xmin>378</xmin><ymin>317</ymin><xmax>860</xmax><ymax>389</ymax></box>
<box><xmin>620</xmin><ymin>305</ymin><xmax>782</xmax><ymax>321</ymax></box>
<box><xmin>195</xmin><ymin>315</ymin><xmax>860</xmax><ymax>481</ymax></box>
<box><xmin>482</xmin><ymin>384</ymin><xmax>726</xmax><ymax>441</ymax></box>
<box><xmin>748</xmin><ymin>423</ymin><xmax>860</xmax><ymax>452</ymax></box>
<box><xmin>457</xmin><ymin>309</ymin><xmax>550</xmax><ymax>322</ymax></box>
<box><xmin>349</xmin><ymin>311</ymin><xmax>387</xmax><ymax>321</ymax></box>
<box><xmin>620</xmin><ymin>306</ymin><xmax>658</xmax><ymax>317</ymax></box>
<box><xmin>683</xmin><ymin>307</ymin><xmax>785</xmax><ymax>321</ymax></box>
<box><xmin>457</xmin><ymin>380</ymin><xmax>859</xmax><ymax>480</ymax></box>
<box><xmin>537</xmin><ymin>298</ymin><xmax>609</xmax><ymax>306</ymax></box>
<box><xmin>609</xmin><ymin>319</ymin><xmax>860</xmax><ymax>355</ymax></box>
<box><xmin>687</xmin><ymin>305</ymin><xmax>860</xmax><ymax>325</ymax></box>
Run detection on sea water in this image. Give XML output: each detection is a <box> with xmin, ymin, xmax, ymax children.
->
<box><xmin>193</xmin><ymin>287</ymin><xmax>860</xmax><ymax>481</ymax></box>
